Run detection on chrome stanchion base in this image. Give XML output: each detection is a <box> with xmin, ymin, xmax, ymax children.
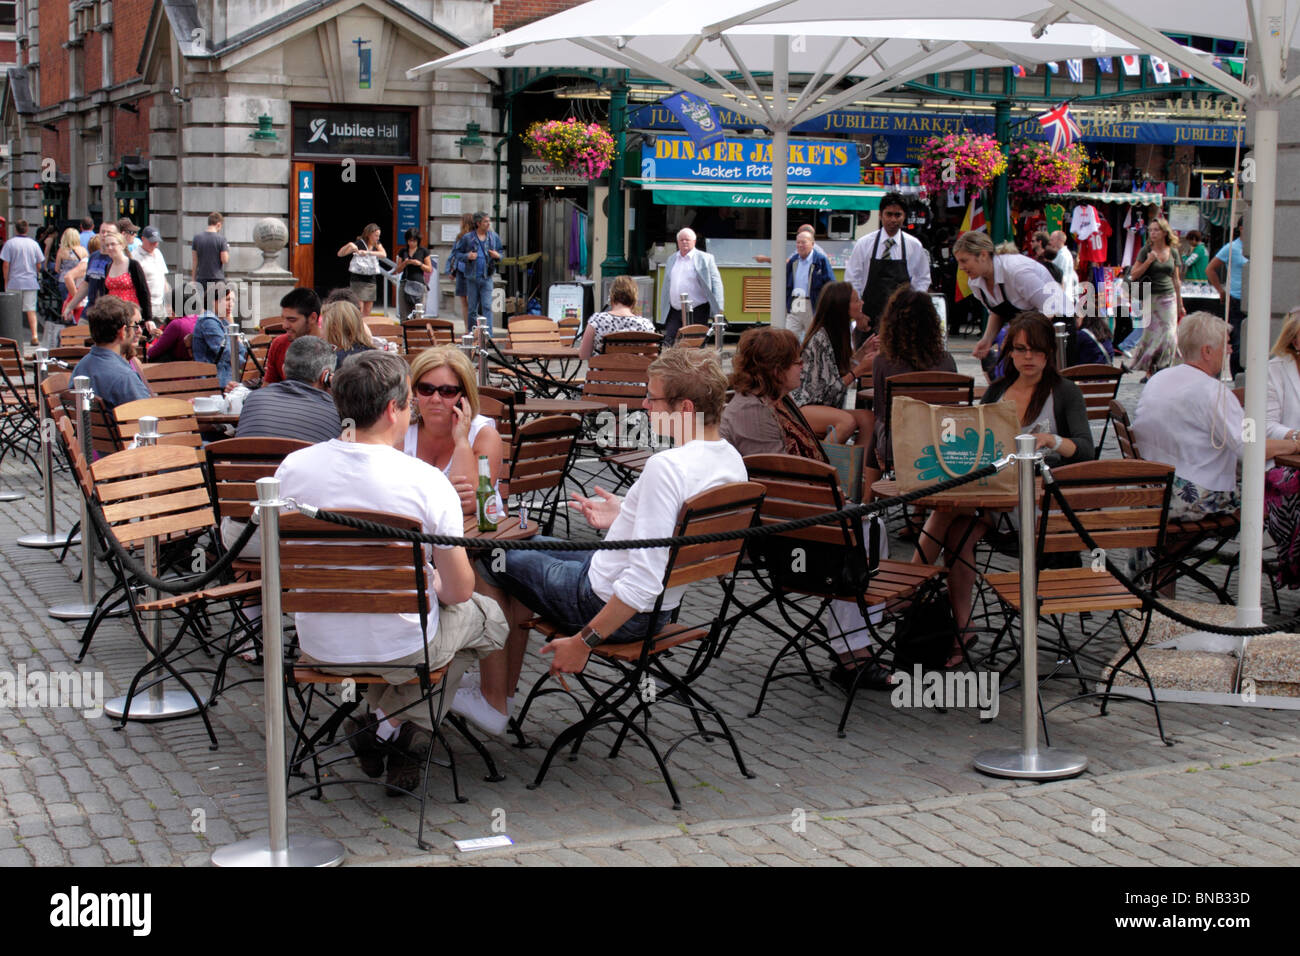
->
<box><xmin>48</xmin><ymin>602</ymin><xmax>126</xmax><ymax>621</ymax></box>
<box><xmin>0</xmin><ymin>490</ymin><xmax>24</xmax><ymax>501</ymax></box>
<box><xmin>211</xmin><ymin>834</ymin><xmax>346</xmax><ymax>868</ymax></box>
<box><xmin>104</xmin><ymin>689</ymin><xmax>201</xmax><ymax>721</ymax></box>
<box><xmin>17</xmin><ymin>530</ymin><xmax>79</xmax><ymax>549</ymax></box>
<box><xmin>974</xmin><ymin>747</ymin><xmax>1088</xmax><ymax>780</ymax></box>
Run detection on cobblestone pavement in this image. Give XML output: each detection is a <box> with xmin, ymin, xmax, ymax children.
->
<box><xmin>1</xmin><ymin>337</ymin><xmax>1297</xmax><ymax>867</ymax></box>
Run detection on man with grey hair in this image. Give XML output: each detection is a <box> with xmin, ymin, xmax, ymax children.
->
<box><xmin>1134</xmin><ymin>311</ymin><xmax>1300</xmax><ymax>519</ymax></box>
<box><xmin>657</xmin><ymin>226</ymin><xmax>723</xmax><ymax>346</ymax></box>
<box><xmin>235</xmin><ymin>334</ymin><xmax>341</xmax><ymax>445</ymax></box>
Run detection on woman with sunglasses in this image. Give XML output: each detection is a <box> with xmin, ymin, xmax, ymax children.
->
<box><xmin>404</xmin><ymin>346</ymin><xmax>504</xmax><ymax>517</ymax></box>
<box><xmin>915</xmin><ymin>313</ymin><xmax>1092</xmax><ymax>666</ymax></box>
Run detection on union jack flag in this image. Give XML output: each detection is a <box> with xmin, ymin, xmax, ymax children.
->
<box><xmin>1038</xmin><ymin>101</ymin><xmax>1084</xmax><ymax>152</ymax></box>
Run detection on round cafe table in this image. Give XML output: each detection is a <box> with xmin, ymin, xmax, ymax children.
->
<box><xmin>871</xmin><ymin>478</ymin><xmax>1030</xmax><ymax>512</ymax></box>
<box><xmin>515</xmin><ymin>397</ymin><xmax>607</xmax><ymax>418</ymax></box>
<box><xmin>463</xmin><ymin>513</ymin><xmax>538</xmax><ymax>541</ymax></box>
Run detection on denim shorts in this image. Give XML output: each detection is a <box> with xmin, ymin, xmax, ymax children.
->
<box><xmin>454</xmin><ymin>273</ymin><xmax>467</xmax><ymax>297</ymax></box>
<box><xmin>479</xmin><ymin>537</ymin><xmax>670</xmax><ymax>643</ymax></box>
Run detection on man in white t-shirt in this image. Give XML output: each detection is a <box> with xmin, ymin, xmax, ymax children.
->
<box><xmin>1134</xmin><ymin>311</ymin><xmax>1299</xmax><ymax>519</ymax></box>
<box><xmin>132</xmin><ymin>225</ymin><xmax>170</xmax><ymax>320</ymax></box>
<box><xmin>0</xmin><ymin>220</ymin><xmax>46</xmax><ymax>345</ymax></box>
<box><xmin>275</xmin><ymin>350</ymin><xmax>507</xmax><ymax>790</ymax></box>
<box><xmin>464</xmin><ymin>348</ymin><xmax>747</xmax><ymax>735</ymax></box>
<box><xmin>1048</xmin><ymin>230</ymin><xmax>1077</xmax><ymax>316</ymax></box>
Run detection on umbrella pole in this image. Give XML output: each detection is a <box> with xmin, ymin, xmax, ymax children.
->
<box><xmin>769</xmin><ymin>38</ymin><xmax>789</xmax><ymax>330</ymax></box>
<box><xmin>1236</xmin><ymin>103</ymin><xmax>1277</xmax><ymax>630</ymax></box>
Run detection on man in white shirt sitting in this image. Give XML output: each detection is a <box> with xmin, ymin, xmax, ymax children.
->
<box><xmin>274</xmin><ymin>350</ymin><xmax>507</xmax><ymax>791</ymax></box>
<box><xmin>1134</xmin><ymin>311</ymin><xmax>1299</xmax><ymax>519</ymax></box>
<box><xmin>459</xmin><ymin>348</ymin><xmax>747</xmax><ymax>735</ymax></box>
<box><xmin>657</xmin><ymin>228</ymin><xmax>724</xmax><ymax>346</ymax></box>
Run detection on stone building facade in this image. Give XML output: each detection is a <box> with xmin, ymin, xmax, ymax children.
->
<box><xmin>2</xmin><ymin>0</ymin><xmax>503</xmax><ymax>317</ymax></box>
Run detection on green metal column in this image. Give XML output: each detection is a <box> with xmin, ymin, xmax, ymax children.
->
<box><xmin>992</xmin><ymin>99</ymin><xmax>1011</xmax><ymax>243</ymax></box>
<box><xmin>600</xmin><ymin>73</ymin><xmax>629</xmax><ymax>277</ymax></box>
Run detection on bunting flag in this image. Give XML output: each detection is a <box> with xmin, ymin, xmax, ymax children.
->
<box><xmin>1096</xmin><ymin>56</ymin><xmax>1114</xmax><ymax>73</ymax></box>
<box><xmin>1066</xmin><ymin>59</ymin><xmax>1084</xmax><ymax>83</ymax></box>
<box><xmin>1011</xmin><ymin>64</ymin><xmax>1027</xmax><ymax>77</ymax></box>
<box><xmin>955</xmin><ymin>193</ymin><xmax>986</xmax><ymax>302</ymax></box>
<box><xmin>1150</xmin><ymin>56</ymin><xmax>1171</xmax><ymax>84</ymax></box>
<box><xmin>1177</xmin><ymin>66</ymin><xmax>1193</xmax><ymax>79</ymax></box>
<box><xmin>1046</xmin><ymin>61</ymin><xmax>1060</xmax><ymax>74</ymax></box>
<box><xmin>1121</xmin><ymin>55</ymin><xmax>1141</xmax><ymax>76</ymax></box>
<box><xmin>1037</xmin><ymin>101</ymin><xmax>1084</xmax><ymax>152</ymax></box>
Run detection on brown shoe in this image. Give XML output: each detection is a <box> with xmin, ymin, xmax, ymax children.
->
<box><xmin>384</xmin><ymin>722</ymin><xmax>433</xmax><ymax>796</ymax></box>
<box><xmin>346</xmin><ymin>714</ymin><xmax>386</xmax><ymax>778</ymax></box>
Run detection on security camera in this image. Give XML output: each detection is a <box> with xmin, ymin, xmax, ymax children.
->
<box><xmin>171</xmin><ymin>87</ymin><xmax>191</xmax><ymax>104</ymax></box>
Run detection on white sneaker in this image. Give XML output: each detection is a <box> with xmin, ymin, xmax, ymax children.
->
<box><xmin>450</xmin><ymin>685</ymin><xmax>509</xmax><ymax>736</ymax></box>
<box><xmin>456</xmin><ymin>671</ymin><xmax>513</xmax><ymax>710</ymax></box>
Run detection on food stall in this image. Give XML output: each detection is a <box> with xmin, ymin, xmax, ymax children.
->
<box><xmin>630</xmin><ymin>134</ymin><xmax>886</xmax><ymax>325</ymax></box>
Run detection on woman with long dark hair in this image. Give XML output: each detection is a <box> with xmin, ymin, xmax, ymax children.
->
<box><xmin>337</xmin><ymin>223</ymin><xmax>385</xmax><ymax>317</ymax></box>
<box><xmin>868</xmin><ymin>286</ymin><xmax>957</xmax><ymax>472</ymax></box>
<box><xmin>914</xmin><ymin>312</ymin><xmax>1092</xmax><ymax>665</ymax></box>
<box><xmin>789</xmin><ymin>280</ymin><xmax>875</xmax><ymax>442</ymax></box>
<box><xmin>393</xmin><ymin>228</ymin><xmax>432</xmax><ymax>319</ymax></box>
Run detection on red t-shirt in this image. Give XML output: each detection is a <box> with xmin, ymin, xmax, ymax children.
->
<box><xmin>264</xmin><ymin>332</ymin><xmax>291</xmax><ymax>384</ymax></box>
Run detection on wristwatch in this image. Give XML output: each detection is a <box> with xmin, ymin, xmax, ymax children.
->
<box><xmin>1050</xmin><ymin>434</ymin><xmax>1064</xmax><ymax>451</ymax></box>
<box><xmin>578</xmin><ymin>625</ymin><xmax>604</xmax><ymax>648</ymax></box>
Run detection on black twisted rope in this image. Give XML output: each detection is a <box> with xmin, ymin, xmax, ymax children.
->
<box><xmin>300</xmin><ymin>463</ymin><xmax>1001</xmax><ymax>551</ymax></box>
<box><xmin>1042</xmin><ymin>476</ymin><xmax>1300</xmax><ymax>637</ymax></box>
<box><xmin>82</xmin><ymin>493</ymin><xmax>260</xmax><ymax>595</ymax></box>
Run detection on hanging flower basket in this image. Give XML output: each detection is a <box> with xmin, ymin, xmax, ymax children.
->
<box><xmin>917</xmin><ymin>133</ymin><xmax>1007</xmax><ymax>193</ymax></box>
<box><xmin>523</xmin><ymin>119</ymin><xmax>617</xmax><ymax>180</ymax></box>
<box><xmin>1008</xmin><ymin>141</ymin><xmax>1088</xmax><ymax>198</ymax></box>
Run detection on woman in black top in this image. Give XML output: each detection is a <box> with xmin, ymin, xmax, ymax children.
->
<box><xmin>393</xmin><ymin>228</ymin><xmax>432</xmax><ymax>320</ymax></box>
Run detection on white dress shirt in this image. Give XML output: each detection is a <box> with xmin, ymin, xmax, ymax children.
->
<box><xmin>967</xmin><ymin>254</ymin><xmax>1065</xmax><ymax>318</ymax></box>
<box><xmin>1053</xmin><ymin>246</ymin><xmax>1077</xmax><ymax>316</ymax></box>
<box><xmin>667</xmin><ymin>250</ymin><xmax>711</xmax><ymax>310</ymax></box>
<box><xmin>842</xmin><ymin>228</ymin><xmax>930</xmax><ymax>298</ymax></box>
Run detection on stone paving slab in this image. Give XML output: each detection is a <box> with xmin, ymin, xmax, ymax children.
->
<box><xmin>1</xmin><ymin>339</ymin><xmax>1297</xmax><ymax>867</ymax></box>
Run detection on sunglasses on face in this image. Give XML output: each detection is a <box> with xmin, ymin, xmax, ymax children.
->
<box><xmin>415</xmin><ymin>382</ymin><xmax>464</xmax><ymax>398</ymax></box>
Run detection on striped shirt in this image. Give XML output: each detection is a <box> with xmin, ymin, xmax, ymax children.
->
<box><xmin>235</xmin><ymin>380</ymin><xmax>341</xmax><ymax>445</ymax></box>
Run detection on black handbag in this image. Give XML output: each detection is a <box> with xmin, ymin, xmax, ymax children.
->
<box><xmin>889</xmin><ymin>579</ymin><xmax>958</xmax><ymax>672</ymax></box>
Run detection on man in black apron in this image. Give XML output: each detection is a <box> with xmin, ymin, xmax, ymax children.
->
<box><xmin>844</xmin><ymin>194</ymin><xmax>931</xmax><ymax>348</ymax></box>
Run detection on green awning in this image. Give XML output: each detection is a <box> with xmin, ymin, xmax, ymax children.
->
<box><xmin>626</xmin><ymin>178</ymin><xmax>884</xmax><ymax>211</ymax></box>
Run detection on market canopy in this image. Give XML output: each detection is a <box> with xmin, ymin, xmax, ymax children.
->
<box><xmin>626</xmin><ymin>178</ymin><xmax>885</xmax><ymax>209</ymax></box>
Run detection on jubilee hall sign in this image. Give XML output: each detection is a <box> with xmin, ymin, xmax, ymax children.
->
<box><xmin>292</xmin><ymin>105</ymin><xmax>414</xmax><ymax>160</ymax></box>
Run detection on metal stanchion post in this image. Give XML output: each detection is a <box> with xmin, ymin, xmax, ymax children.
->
<box><xmin>712</xmin><ymin>313</ymin><xmax>726</xmax><ymax>351</ymax></box>
<box><xmin>105</xmin><ymin>417</ymin><xmax>201</xmax><ymax>722</ymax></box>
<box><xmin>18</xmin><ymin>348</ymin><xmax>75</xmax><ymax>548</ymax></box>
<box><xmin>227</xmin><ymin>320</ymin><xmax>243</xmax><ymax>389</ymax></box>
<box><xmin>49</xmin><ymin>377</ymin><xmax>102</xmax><ymax>620</ymax></box>
<box><xmin>213</xmin><ymin>477</ymin><xmax>345</xmax><ymax>867</ymax></box>
<box><xmin>475</xmin><ymin>315</ymin><xmax>489</xmax><ymax>387</ymax></box>
<box><xmin>975</xmin><ymin>434</ymin><xmax>1087</xmax><ymax>780</ymax></box>
<box><xmin>1053</xmin><ymin>321</ymin><xmax>1069</xmax><ymax>370</ymax></box>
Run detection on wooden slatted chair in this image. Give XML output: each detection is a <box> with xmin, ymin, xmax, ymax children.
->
<box><xmin>731</xmin><ymin>454</ymin><xmax>944</xmax><ymax>736</ymax></box>
<box><xmin>1109</xmin><ymin>399</ymin><xmax>1140</xmax><ymax>460</ymax></box>
<box><xmin>0</xmin><ymin>338</ymin><xmax>41</xmax><ymax>469</ymax></box>
<box><xmin>981</xmin><ymin>460</ymin><xmax>1177</xmax><ymax>743</ymax></box>
<box><xmin>281</xmin><ymin>510</ymin><xmax>498</xmax><ymax>848</ymax></box>
<box><xmin>601</xmin><ymin>329</ymin><xmax>663</xmax><ymax>356</ymax></box>
<box><xmin>60</xmin><ymin>324</ymin><xmax>94</xmax><ymax>347</ymax></box>
<box><xmin>557</xmin><ymin>314</ymin><xmax>580</xmax><ymax>346</ymax></box>
<box><xmin>401</xmin><ymin>318</ymin><xmax>456</xmax><ymax>354</ymax></box>
<box><xmin>1062</xmin><ymin>364</ymin><xmax>1124</xmax><ymax>458</ymax></box>
<box><xmin>879</xmin><ymin>371</ymin><xmax>976</xmax><ymax>473</ymax></box>
<box><xmin>88</xmin><ymin>442</ymin><xmax>255</xmax><ymax>747</ymax></box>
<box><xmin>675</xmin><ymin>324</ymin><xmax>709</xmax><ymax>348</ymax></box>
<box><xmin>579</xmin><ymin>352</ymin><xmax>654</xmax><ymax>490</ymax></box>
<box><xmin>259</xmin><ymin>317</ymin><xmax>286</xmax><ymax>334</ymax></box>
<box><xmin>139</xmin><ymin>361</ymin><xmax>222</xmax><ymax>403</ymax></box>
<box><xmin>240</xmin><ymin>334</ymin><xmax>275</xmax><ymax>382</ymax></box>
<box><xmin>49</xmin><ymin>345</ymin><xmax>91</xmax><ymax>364</ymax></box>
<box><xmin>113</xmin><ymin>397</ymin><xmax>205</xmax><ymax>451</ymax></box>
<box><xmin>515</xmin><ymin>481</ymin><xmax>766</xmax><ymax>809</ymax></box>
<box><xmin>502</xmin><ymin>415</ymin><xmax>581</xmax><ymax>534</ymax></box>
<box><xmin>507</xmin><ymin>315</ymin><xmax>564</xmax><ymax>347</ymax></box>
<box><xmin>365</xmin><ymin>322</ymin><xmax>404</xmax><ymax>349</ymax></box>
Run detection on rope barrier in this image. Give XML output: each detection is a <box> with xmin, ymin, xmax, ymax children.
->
<box><xmin>1042</xmin><ymin>475</ymin><xmax>1300</xmax><ymax>637</ymax></box>
<box><xmin>81</xmin><ymin>495</ymin><xmax>261</xmax><ymax>596</ymax></box>
<box><xmin>299</xmin><ymin>463</ymin><xmax>1003</xmax><ymax>551</ymax></box>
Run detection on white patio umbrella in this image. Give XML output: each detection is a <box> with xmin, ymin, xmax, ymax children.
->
<box><xmin>410</xmin><ymin>2</ymin><xmax>1137</xmax><ymax>327</ymax></box>
<box><xmin>723</xmin><ymin>0</ymin><xmax>1300</xmax><ymax>629</ymax></box>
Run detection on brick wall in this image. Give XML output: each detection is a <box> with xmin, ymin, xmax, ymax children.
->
<box><xmin>38</xmin><ymin>1</ymin><xmax>69</xmax><ymax>106</ymax></box>
<box><xmin>40</xmin><ymin>125</ymin><xmax>67</xmax><ymax>172</ymax></box>
<box><xmin>114</xmin><ymin>94</ymin><xmax>154</xmax><ymax>157</ymax></box>
<box><xmin>112</xmin><ymin>0</ymin><xmax>151</xmax><ymax>86</ymax></box>
<box><xmin>494</xmin><ymin>0</ymin><xmax>584</xmax><ymax>31</ymax></box>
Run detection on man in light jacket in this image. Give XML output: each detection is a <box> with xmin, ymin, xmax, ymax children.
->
<box><xmin>657</xmin><ymin>227</ymin><xmax>723</xmax><ymax>346</ymax></box>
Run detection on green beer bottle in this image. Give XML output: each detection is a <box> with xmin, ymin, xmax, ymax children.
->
<box><xmin>476</xmin><ymin>455</ymin><xmax>498</xmax><ymax>532</ymax></box>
